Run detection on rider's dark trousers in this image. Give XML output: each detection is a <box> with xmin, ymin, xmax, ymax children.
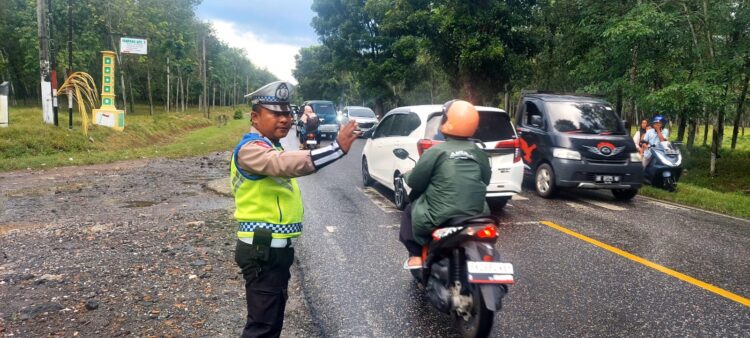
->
<box><xmin>235</xmin><ymin>240</ymin><xmax>295</xmax><ymax>338</ymax></box>
<box><xmin>399</xmin><ymin>203</ymin><xmax>423</xmax><ymax>257</ymax></box>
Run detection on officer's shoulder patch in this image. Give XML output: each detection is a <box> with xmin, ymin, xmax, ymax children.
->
<box><xmin>249</xmin><ymin>140</ymin><xmax>273</xmax><ymax>149</ymax></box>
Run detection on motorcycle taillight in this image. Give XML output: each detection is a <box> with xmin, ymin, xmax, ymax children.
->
<box><xmin>476</xmin><ymin>225</ymin><xmax>497</xmax><ymax>239</ymax></box>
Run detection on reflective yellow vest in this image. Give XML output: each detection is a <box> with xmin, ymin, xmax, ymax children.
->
<box><xmin>230</xmin><ymin>133</ymin><xmax>304</xmax><ymax>239</ymax></box>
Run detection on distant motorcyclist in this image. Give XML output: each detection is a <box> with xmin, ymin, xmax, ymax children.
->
<box><xmin>643</xmin><ymin>114</ymin><xmax>669</xmax><ymax>165</ymax></box>
<box><xmin>298</xmin><ymin>105</ymin><xmax>320</xmax><ymax>148</ymax></box>
<box><xmin>399</xmin><ymin>100</ymin><xmax>491</xmax><ymax>269</ymax></box>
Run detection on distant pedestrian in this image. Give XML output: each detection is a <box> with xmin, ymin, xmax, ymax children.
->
<box><xmin>231</xmin><ymin>81</ymin><xmax>359</xmax><ymax>338</ymax></box>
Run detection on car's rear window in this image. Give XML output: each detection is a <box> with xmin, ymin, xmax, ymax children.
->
<box><xmin>424</xmin><ymin>110</ymin><xmax>515</xmax><ymax>142</ymax></box>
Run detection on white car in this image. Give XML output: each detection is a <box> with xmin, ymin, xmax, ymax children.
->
<box><xmin>340</xmin><ymin>106</ymin><xmax>378</xmax><ymax>134</ymax></box>
<box><xmin>361</xmin><ymin>105</ymin><xmax>524</xmax><ymax>210</ymax></box>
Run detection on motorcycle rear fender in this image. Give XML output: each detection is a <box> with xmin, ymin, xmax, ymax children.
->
<box><xmin>462</xmin><ymin>241</ymin><xmax>507</xmax><ymax>312</ymax></box>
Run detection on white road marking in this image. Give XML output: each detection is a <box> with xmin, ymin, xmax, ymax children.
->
<box><xmin>646</xmin><ymin>200</ymin><xmax>688</xmax><ymax>211</ymax></box>
<box><xmin>580</xmin><ymin>198</ymin><xmax>628</xmax><ymax>211</ymax></box>
<box><xmin>566</xmin><ymin>202</ymin><xmax>593</xmax><ymax>211</ymax></box>
<box><xmin>325</xmin><ymin>226</ymin><xmax>337</xmax><ymax>233</ymax></box>
<box><xmin>512</xmin><ymin>195</ymin><xmax>529</xmax><ymax>201</ymax></box>
<box><xmin>357</xmin><ymin>187</ymin><xmax>399</xmax><ymax>213</ymax></box>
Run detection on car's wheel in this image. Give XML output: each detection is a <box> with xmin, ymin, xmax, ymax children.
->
<box><xmin>487</xmin><ymin>197</ymin><xmax>509</xmax><ymax>211</ymax></box>
<box><xmin>612</xmin><ymin>188</ymin><xmax>638</xmax><ymax>201</ymax></box>
<box><xmin>362</xmin><ymin>158</ymin><xmax>374</xmax><ymax>187</ymax></box>
<box><xmin>393</xmin><ymin>175</ymin><xmax>409</xmax><ymax>210</ymax></box>
<box><xmin>535</xmin><ymin>163</ymin><xmax>557</xmax><ymax>198</ymax></box>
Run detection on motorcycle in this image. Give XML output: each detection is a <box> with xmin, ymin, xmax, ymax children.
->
<box><xmin>644</xmin><ymin>141</ymin><xmax>683</xmax><ymax>192</ymax></box>
<box><xmin>393</xmin><ymin>148</ymin><xmax>514</xmax><ymax>338</ymax></box>
<box><xmin>303</xmin><ymin>130</ymin><xmax>319</xmax><ymax>150</ymax></box>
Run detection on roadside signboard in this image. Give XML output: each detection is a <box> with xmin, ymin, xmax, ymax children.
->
<box><xmin>120</xmin><ymin>37</ymin><xmax>148</xmax><ymax>55</ymax></box>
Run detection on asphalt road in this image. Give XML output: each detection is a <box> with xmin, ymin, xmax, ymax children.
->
<box><xmin>286</xmin><ymin>134</ymin><xmax>750</xmax><ymax>337</ymax></box>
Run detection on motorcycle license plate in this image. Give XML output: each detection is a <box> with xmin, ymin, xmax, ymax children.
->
<box><xmin>467</xmin><ymin>261</ymin><xmax>515</xmax><ymax>284</ymax></box>
<box><xmin>596</xmin><ymin>175</ymin><xmax>620</xmax><ymax>184</ymax></box>
<box><xmin>306</xmin><ymin>140</ymin><xmax>318</xmax><ymax>145</ymax></box>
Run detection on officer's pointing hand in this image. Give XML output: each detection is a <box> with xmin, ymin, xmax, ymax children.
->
<box><xmin>336</xmin><ymin>120</ymin><xmax>359</xmax><ymax>153</ymax></box>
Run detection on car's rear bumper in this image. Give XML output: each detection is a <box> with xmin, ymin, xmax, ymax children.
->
<box><xmin>487</xmin><ymin>162</ymin><xmax>523</xmax><ymax>196</ymax></box>
<box><xmin>553</xmin><ymin>158</ymin><xmax>643</xmax><ymax>189</ymax></box>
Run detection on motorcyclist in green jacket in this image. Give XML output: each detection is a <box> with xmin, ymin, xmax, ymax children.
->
<box><xmin>399</xmin><ymin>100</ymin><xmax>491</xmax><ymax>269</ymax></box>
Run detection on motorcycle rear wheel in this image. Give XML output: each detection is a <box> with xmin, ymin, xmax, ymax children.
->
<box><xmin>455</xmin><ymin>284</ymin><xmax>495</xmax><ymax>338</ymax></box>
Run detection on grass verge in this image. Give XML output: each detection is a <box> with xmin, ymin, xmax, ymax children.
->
<box><xmin>0</xmin><ymin>104</ymin><xmax>250</xmax><ymax>171</ymax></box>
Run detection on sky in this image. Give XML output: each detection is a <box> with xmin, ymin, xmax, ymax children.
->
<box><xmin>195</xmin><ymin>0</ymin><xmax>319</xmax><ymax>84</ymax></box>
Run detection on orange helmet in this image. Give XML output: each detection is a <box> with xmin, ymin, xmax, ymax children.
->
<box><xmin>440</xmin><ymin>99</ymin><xmax>479</xmax><ymax>138</ymax></box>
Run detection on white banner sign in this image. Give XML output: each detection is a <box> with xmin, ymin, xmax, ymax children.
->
<box><xmin>120</xmin><ymin>37</ymin><xmax>148</xmax><ymax>55</ymax></box>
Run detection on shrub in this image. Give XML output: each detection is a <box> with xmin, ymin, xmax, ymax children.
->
<box><xmin>233</xmin><ymin>109</ymin><xmax>244</xmax><ymax>120</ymax></box>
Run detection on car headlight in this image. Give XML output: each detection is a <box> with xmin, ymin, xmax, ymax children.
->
<box><xmin>553</xmin><ymin>148</ymin><xmax>581</xmax><ymax>160</ymax></box>
<box><xmin>630</xmin><ymin>152</ymin><xmax>642</xmax><ymax>162</ymax></box>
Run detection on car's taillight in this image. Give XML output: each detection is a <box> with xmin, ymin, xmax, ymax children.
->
<box><xmin>495</xmin><ymin>138</ymin><xmax>521</xmax><ymax>163</ymax></box>
<box><xmin>476</xmin><ymin>225</ymin><xmax>498</xmax><ymax>239</ymax></box>
<box><xmin>417</xmin><ymin>139</ymin><xmax>436</xmax><ymax>156</ymax></box>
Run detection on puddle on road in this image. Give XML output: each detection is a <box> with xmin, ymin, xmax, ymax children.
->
<box><xmin>122</xmin><ymin>200</ymin><xmax>158</xmax><ymax>208</ymax></box>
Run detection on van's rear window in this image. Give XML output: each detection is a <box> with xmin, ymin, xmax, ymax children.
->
<box><xmin>425</xmin><ymin>111</ymin><xmax>514</xmax><ymax>142</ymax></box>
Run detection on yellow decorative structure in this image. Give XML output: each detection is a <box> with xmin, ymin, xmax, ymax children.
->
<box><xmin>92</xmin><ymin>51</ymin><xmax>125</xmax><ymax>131</ymax></box>
<box><xmin>56</xmin><ymin>72</ymin><xmax>99</xmax><ymax>136</ymax></box>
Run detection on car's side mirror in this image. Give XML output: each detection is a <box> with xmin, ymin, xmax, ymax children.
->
<box><xmin>393</xmin><ymin>148</ymin><xmax>410</xmax><ymax>160</ymax></box>
<box><xmin>622</xmin><ymin>119</ymin><xmax>630</xmax><ymax>132</ymax></box>
<box><xmin>530</xmin><ymin>115</ymin><xmax>543</xmax><ymax>128</ymax></box>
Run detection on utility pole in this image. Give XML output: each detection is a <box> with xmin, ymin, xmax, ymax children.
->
<box><xmin>47</xmin><ymin>0</ymin><xmax>59</xmax><ymax>126</ymax></box>
<box><xmin>36</xmin><ymin>0</ymin><xmax>53</xmax><ymax>124</ymax></box>
<box><xmin>66</xmin><ymin>0</ymin><xmax>73</xmax><ymax>129</ymax></box>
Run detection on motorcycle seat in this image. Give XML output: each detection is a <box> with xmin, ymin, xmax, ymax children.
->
<box><xmin>440</xmin><ymin>215</ymin><xmax>499</xmax><ymax>228</ymax></box>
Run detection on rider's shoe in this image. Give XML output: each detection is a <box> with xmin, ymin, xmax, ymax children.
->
<box><xmin>403</xmin><ymin>256</ymin><xmax>422</xmax><ymax>270</ymax></box>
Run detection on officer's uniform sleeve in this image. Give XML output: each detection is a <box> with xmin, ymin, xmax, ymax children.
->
<box><xmin>237</xmin><ymin>140</ymin><xmax>347</xmax><ymax>178</ymax></box>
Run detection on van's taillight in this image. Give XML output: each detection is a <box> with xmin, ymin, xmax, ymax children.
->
<box><xmin>495</xmin><ymin>138</ymin><xmax>521</xmax><ymax>163</ymax></box>
<box><xmin>417</xmin><ymin>139</ymin><xmax>437</xmax><ymax>155</ymax></box>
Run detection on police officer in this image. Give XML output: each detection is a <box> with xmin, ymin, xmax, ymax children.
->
<box><xmin>232</xmin><ymin>81</ymin><xmax>358</xmax><ymax>337</ymax></box>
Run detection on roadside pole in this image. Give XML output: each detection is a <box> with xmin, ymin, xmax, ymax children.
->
<box><xmin>0</xmin><ymin>81</ymin><xmax>9</xmax><ymax>127</ymax></box>
<box><xmin>67</xmin><ymin>0</ymin><xmax>73</xmax><ymax>129</ymax></box>
<box><xmin>36</xmin><ymin>0</ymin><xmax>53</xmax><ymax>124</ymax></box>
<box><xmin>47</xmin><ymin>0</ymin><xmax>59</xmax><ymax>126</ymax></box>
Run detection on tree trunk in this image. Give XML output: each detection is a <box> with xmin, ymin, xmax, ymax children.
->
<box><xmin>147</xmin><ymin>58</ymin><xmax>153</xmax><ymax>116</ymax></box>
<box><xmin>677</xmin><ymin>112</ymin><xmax>687</xmax><ymax>142</ymax></box>
<box><xmin>731</xmin><ymin>72</ymin><xmax>749</xmax><ymax>149</ymax></box>
<box><xmin>615</xmin><ymin>85</ymin><xmax>623</xmax><ymax>118</ymax></box>
<box><xmin>687</xmin><ymin>118</ymin><xmax>697</xmax><ymax>149</ymax></box>
<box><xmin>185</xmin><ymin>77</ymin><xmax>191</xmax><ymax>111</ymax></box>
<box><xmin>166</xmin><ymin>57</ymin><xmax>170</xmax><ymax>112</ymax></box>
<box><xmin>703</xmin><ymin>115</ymin><xmax>709</xmax><ymax>146</ymax></box>
<box><xmin>128</xmin><ymin>73</ymin><xmax>135</xmax><ymax>113</ymax></box>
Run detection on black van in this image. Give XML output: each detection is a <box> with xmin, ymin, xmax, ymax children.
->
<box><xmin>515</xmin><ymin>93</ymin><xmax>643</xmax><ymax>200</ymax></box>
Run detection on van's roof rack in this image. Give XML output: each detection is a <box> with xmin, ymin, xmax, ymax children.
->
<box><xmin>520</xmin><ymin>89</ymin><xmax>604</xmax><ymax>98</ymax></box>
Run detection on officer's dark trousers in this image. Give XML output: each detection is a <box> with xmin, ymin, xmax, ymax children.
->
<box><xmin>235</xmin><ymin>240</ymin><xmax>295</xmax><ymax>338</ymax></box>
<box><xmin>399</xmin><ymin>203</ymin><xmax>423</xmax><ymax>257</ymax></box>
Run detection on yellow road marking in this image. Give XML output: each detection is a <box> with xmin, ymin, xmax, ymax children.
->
<box><xmin>540</xmin><ymin>221</ymin><xmax>750</xmax><ymax>308</ymax></box>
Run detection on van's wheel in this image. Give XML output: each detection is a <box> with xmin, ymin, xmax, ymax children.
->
<box><xmin>361</xmin><ymin>158</ymin><xmax>374</xmax><ymax>187</ymax></box>
<box><xmin>535</xmin><ymin>163</ymin><xmax>557</xmax><ymax>198</ymax></box>
<box><xmin>393</xmin><ymin>175</ymin><xmax>409</xmax><ymax>210</ymax></box>
<box><xmin>612</xmin><ymin>188</ymin><xmax>638</xmax><ymax>201</ymax></box>
<box><xmin>487</xmin><ymin>197</ymin><xmax>509</xmax><ymax>211</ymax></box>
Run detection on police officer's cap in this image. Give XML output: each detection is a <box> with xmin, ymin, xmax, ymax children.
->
<box><xmin>244</xmin><ymin>81</ymin><xmax>294</xmax><ymax>113</ymax></box>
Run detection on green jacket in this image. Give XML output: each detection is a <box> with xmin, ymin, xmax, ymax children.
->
<box><xmin>405</xmin><ymin>138</ymin><xmax>491</xmax><ymax>245</ymax></box>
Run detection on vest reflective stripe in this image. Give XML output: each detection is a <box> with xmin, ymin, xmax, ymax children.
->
<box><xmin>231</xmin><ymin>132</ymin><xmax>304</xmax><ymax>240</ymax></box>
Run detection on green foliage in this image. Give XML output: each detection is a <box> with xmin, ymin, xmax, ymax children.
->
<box><xmin>233</xmin><ymin>108</ymin><xmax>243</xmax><ymax>120</ymax></box>
<box><xmin>0</xmin><ymin>0</ymin><xmax>276</xmax><ymax>108</ymax></box>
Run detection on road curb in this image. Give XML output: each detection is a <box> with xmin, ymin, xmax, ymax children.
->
<box><xmin>636</xmin><ymin>195</ymin><xmax>750</xmax><ymax>224</ymax></box>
